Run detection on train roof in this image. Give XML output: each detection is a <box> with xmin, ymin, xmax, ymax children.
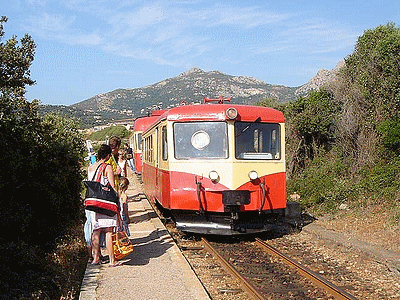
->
<box><xmin>134</xmin><ymin>115</ymin><xmax>161</xmax><ymax>131</ymax></box>
<box><xmin>161</xmin><ymin>103</ymin><xmax>285</xmax><ymax>123</ymax></box>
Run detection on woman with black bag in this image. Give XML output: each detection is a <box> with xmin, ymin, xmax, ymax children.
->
<box><xmin>87</xmin><ymin>144</ymin><xmax>121</xmax><ymax>267</ymax></box>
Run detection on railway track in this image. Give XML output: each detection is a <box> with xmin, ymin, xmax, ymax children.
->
<box><xmin>200</xmin><ymin>237</ymin><xmax>264</xmax><ymax>300</ymax></box>
<box><xmin>254</xmin><ymin>238</ymin><xmax>357</xmax><ymax>300</ymax></box>
<box><xmin>142</xmin><ymin>183</ymin><xmax>357</xmax><ymax>299</ymax></box>
<box><xmin>199</xmin><ymin>237</ymin><xmax>358</xmax><ymax>300</ymax></box>
<box><xmin>168</xmin><ymin>223</ymin><xmax>358</xmax><ymax>299</ymax></box>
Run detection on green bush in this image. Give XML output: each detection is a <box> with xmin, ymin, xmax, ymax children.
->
<box><xmin>377</xmin><ymin>117</ymin><xmax>400</xmax><ymax>155</ymax></box>
<box><xmin>287</xmin><ymin>89</ymin><xmax>339</xmax><ymax>149</ymax></box>
<box><xmin>287</xmin><ymin>151</ymin><xmax>353</xmax><ymax>212</ymax></box>
<box><xmin>358</xmin><ymin>158</ymin><xmax>400</xmax><ymax>204</ymax></box>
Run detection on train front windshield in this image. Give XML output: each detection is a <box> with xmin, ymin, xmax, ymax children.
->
<box><xmin>235</xmin><ymin>122</ymin><xmax>281</xmax><ymax>160</ymax></box>
<box><xmin>174</xmin><ymin>122</ymin><xmax>228</xmax><ymax>159</ymax></box>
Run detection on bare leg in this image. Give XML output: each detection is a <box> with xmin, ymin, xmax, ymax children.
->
<box><xmin>92</xmin><ymin>229</ymin><xmax>101</xmax><ymax>264</ymax></box>
<box><xmin>105</xmin><ymin>228</ymin><xmax>116</xmax><ymax>266</ymax></box>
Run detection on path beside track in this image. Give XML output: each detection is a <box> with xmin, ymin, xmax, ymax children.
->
<box><xmin>79</xmin><ymin>170</ymin><xmax>210</xmax><ymax>300</ymax></box>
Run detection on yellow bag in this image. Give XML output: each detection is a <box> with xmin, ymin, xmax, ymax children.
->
<box><xmin>112</xmin><ymin>231</ymin><xmax>134</xmax><ymax>260</ymax></box>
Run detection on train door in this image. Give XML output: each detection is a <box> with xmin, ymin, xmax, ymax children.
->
<box><xmin>155</xmin><ymin>127</ymin><xmax>160</xmax><ymax>189</ymax></box>
<box><xmin>159</xmin><ymin>124</ymin><xmax>169</xmax><ymax>208</ymax></box>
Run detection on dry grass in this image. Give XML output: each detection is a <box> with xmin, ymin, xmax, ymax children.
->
<box><xmin>50</xmin><ymin>224</ymin><xmax>88</xmax><ymax>299</ymax></box>
<box><xmin>310</xmin><ymin>204</ymin><xmax>400</xmax><ymax>253</ymax></box>
<box><xmin>26</xmin><ymin>223</ymin><xmax>88</xmax><ymax>300</ymax></box>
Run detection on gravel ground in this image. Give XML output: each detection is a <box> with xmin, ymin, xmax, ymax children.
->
<box><xmin>265</xmin><ymin>209</ymin><xmax>400</xmax><ymax>300</ymax></box>
<box><xmin>174</xmin><ymin>209</ymin><xmax>400</xmax><ymax>300</ymax></box>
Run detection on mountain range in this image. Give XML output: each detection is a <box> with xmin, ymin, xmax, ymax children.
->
<box><xmin>39</xmin><ymin>62</ymin><xmax>343</xmax><ymax>128</ymax></box>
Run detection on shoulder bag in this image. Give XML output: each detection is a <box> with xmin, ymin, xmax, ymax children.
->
<box><xmin>84</xmin><ymin>163</ymin><xmax>119</xmax><ymax>217</ymax></box>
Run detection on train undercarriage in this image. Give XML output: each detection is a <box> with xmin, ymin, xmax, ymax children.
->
<box><xmin>170</xmin><ymin>201</ymin><xmax>302</xmax><ymax>235</ymax></box>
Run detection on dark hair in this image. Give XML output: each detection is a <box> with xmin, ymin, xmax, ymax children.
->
<box><xmin>98</xmin><ymin>144</ymin><xmax>112</xmax><ymax>160</ymax></box>
<box><xmin>109</xmin><ymin>136</ymin><xmax>121</xmax><ymax>150</ymax></box>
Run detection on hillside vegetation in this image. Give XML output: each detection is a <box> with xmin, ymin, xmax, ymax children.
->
<box><xmin>272</xmin><ymin>23</ymin><xmax>400</xmax><ymax>225</ymax></box>
<box><xmin>40</xmin><ymin>64</ymin><xmax>342</xmax><ymax>128</ymax></box>
<box><xmin>87</xmin><ymin>125</ymin><xmax>131</xmax><ymax>142</ymax></box>
<box><xmin>72</xmin><ymin>67</ymin><xmax>300</xmax><ymax>112</ymax></box>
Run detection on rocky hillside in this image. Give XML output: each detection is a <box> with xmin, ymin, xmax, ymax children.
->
<box><xmin>71</xmin><ymin>67</ymin><xmax>300</xmax><ymax>113</ymax></box>
<box><xmin>39</xmin><ymin>63</ymin><xmax>343</xmax><ymax>128</ymax></box>
<box><xmin>295</xmin><ymin>60</ymin><xmax>344</xmax><ymax>96</ymax></box>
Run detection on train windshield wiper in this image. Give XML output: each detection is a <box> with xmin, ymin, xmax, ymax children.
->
<box><xmin>239</xmin><ymin>117</ymin><xmax>262</xmax><ymax>134</ymax></box>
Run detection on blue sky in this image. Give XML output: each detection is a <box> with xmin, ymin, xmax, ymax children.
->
<box><xmin>2</xmin><ymin>0</ymin><xmax>399</xmax><ymax>105</ymax></box>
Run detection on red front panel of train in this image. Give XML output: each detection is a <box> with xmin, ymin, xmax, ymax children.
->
<box><xmin>144</xmin><ymin>164</ymin><xmax>286</xmax><ymax>213</ymax></box>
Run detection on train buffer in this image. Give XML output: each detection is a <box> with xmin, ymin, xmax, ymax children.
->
<box><xmin>79</xmin><ymin>170</ymin><xmax>210</xmax><ymax>300</ymax></box>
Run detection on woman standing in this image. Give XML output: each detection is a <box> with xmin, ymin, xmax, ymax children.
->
<box><xmin>87</xmin><ymin>144</ymin><xmax>120</xmax><ymax>267</ymax></box>
<box><xmin>124</xmin><ymin>142</ymin><xmax>135</xmax><ymax>172</ymax></box>
<box><xmin>117</xmin><ymin>150</ymin><xmax>127</xmax><ymax>177</ymax></box>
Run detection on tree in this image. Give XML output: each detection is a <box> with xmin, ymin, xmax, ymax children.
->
<box><xmin>285</xmin><ymin>89</ymin><xmax>339</xmax><ymax>174</ymax></box>
<box><xmin>0</xmin><ymin>16</ymin><xmax>36</xmax><ymax>96</ymax></box>
<box><xmin>332</xmin><ymin>23</ymin><xmax>400</xmax><ymax>169</ymax></box>
<box><xmin>344</xmin><ymin>22</ymin><xmax>400</xmax><ymax>123</ymax></box>
<box><xmin>0</xmin><ymin>17</ymin><xmax>86</xmax><ymax>298</ymax></box>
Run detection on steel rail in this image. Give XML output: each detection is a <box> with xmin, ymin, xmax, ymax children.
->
<box><xmin>201</xmin><ymin>238</ymin><xmax>266</xmax><ymax>300</ymax></box>
<box><xmin>255</xmin><ymin>238</ymin><xmax>357</xmax><ymax>300</ymax></box>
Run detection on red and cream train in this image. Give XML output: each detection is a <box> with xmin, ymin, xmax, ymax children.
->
<box><xmin>130</xmin><ymin>110</ymin><xmax>166</xmax><ymax>174</ymax></box>
<box><xmin>133</xmin><ymin>98</ymin><xmax>296</xmax><ymax>235</ymax></box>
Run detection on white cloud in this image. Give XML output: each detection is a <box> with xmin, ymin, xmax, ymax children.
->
<box><xmin>23</xmin><ymin>12</ymin><xmax>104</xmax><ymax>46</ymax></box>
<box><xmin>26</xmin><ymin>0</ymin><xmax>47</xmax><ymax>6</ymax></box>
<box><xmin>254</xmin><ymin>18</ymin><xmax>357</xmax><ymax>55</ymax></box>
<box><xmin>62</xmin><ymin>32</ymin><xmax>103</xmax><ymax>46</ymax></box>
<box><xmin>128</xmin><ymin>4</ymin><xmax>166</xmax><ymax>26</ymax></box>
<box><xmin>21</xmin><ymin>1</ymin><xmax>357</xmax><ymax>67</ymax></box>
<box><xmin>28</xmin><ymin>13</ymin><xmax>75</xmax><ymax>33</ymax></box>
<box><xmin>200</xmin><ymin>5</ymin><xmax>292</xmax><ymax>28</ymax></box>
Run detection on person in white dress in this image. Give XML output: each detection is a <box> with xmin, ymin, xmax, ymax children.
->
<box><xmin>87</xmin><ymin>144</ymin><xmax>120</xmax><ymax>267</ymax></box>
<box><xmin>117</xmin><ymin>150</ymin><xmax>127</xmax><ymax>178</ymax></box>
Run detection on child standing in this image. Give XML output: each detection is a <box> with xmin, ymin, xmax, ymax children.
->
<box><xmin>119</xmin><ymin>177</ymin><xmax>130</xmax><ymax>236</ymax></box>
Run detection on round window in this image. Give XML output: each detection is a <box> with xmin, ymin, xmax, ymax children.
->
<box><xmin>191</xmin><ymin>131</ymin><xmax>210</xmax><ymax>150</ymax></box>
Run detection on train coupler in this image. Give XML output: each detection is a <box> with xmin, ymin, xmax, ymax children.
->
<box><xmin>222</xmin><ymin>190</ymin><xmax>251</xmax><ymax>232</ymax></box>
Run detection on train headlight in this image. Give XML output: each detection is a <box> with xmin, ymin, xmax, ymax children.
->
<box><xmin>209</xmin><ymin>170</ymin><xmax>219</xmax><ymax>181</ymax></box>
<box><xmin>248</xmin><ymin>170</ymin><xmax>258</xmax><ymax>181</ymax></box>
<box><xmin>191</xmin><ymin>131</ymin><xmax>210</xmax><ymax>150</ymax></box>
<box><xmin>226</xmin><ymin>107</ymin><xmax>238</xmax><ymax>119</ymax></box>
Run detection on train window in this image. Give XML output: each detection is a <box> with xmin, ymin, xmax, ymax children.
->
<box><xmin>235</xmin><ymin>122</ymin><xmax>280</xmax><ymax>160</ymax></box>
<box><xmin>173</xmin><ymin>122</ymin><xmax>228</xmax><ymax>159</ymax></box>
<box><xmin>143</xmin><ymin>137</ymin><xmax>147</xmax><ymax>161</ymax></box>
<box><xmin>149</xmin><ymin>135</ymin><xmax>153</xmax><ymax>163</ymax></box>
<box><xmin>162</xmin><ymin>126</ymin><xmax>168</xmax><ymax>161</ymax></box>
<box><xmin>138</xmin><ymin>133</ymin><xmax>142</xmax><ymax>151</ymax></box>
<box><xmin>144</xmin><ymin>136</ymin><xmax>149</xmax><ymax>162</ymax></box>
<box><xmin>144</xmin><ymin>135</ymin><xmax>153</xmax><ymax>163</ymax></box>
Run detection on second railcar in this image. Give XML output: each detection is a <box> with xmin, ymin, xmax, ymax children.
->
<box><xmin>142</xmin><ymin>100</ymin><xmax>286</xmax><ymax>235</ymax></box>
<box><xmin>132</xmin><ymin>110</ymin><xmax>166</xmax><ymax>174</ymax></box>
